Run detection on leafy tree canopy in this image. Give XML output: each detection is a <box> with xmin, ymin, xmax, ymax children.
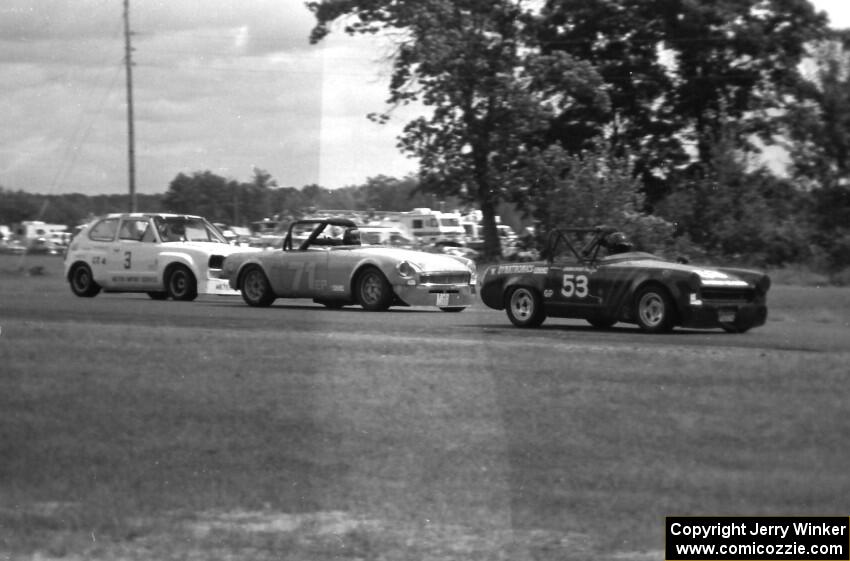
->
<box><xmin>536</xmin><ymin>0</ymin><xmax>830</xmax><ymax>202</ymax></box>
<box><xmin>309</xmin><ymin>0</ymin><xmax>610</xmax><ymax>258</ymax></box>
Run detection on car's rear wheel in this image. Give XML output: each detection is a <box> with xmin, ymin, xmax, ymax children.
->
<box><xmin>166</xmin><ymin>264</ymin><xmax>198</xmax><ymax>301</ymax></box>
<box><xmin>240</xmin><ymin>266</ymin><xmax>275</xmax><ymax>307</ymax></box>
<box><xmin>147</xmin><ymin>292</ymin><xmax>168</xmax><ymax>300</ymax></box>
<box><xmin>439</xmin><ymin>307</ymin><xmax>466</xmax><ymax>313</ymax></box>
<box><xmin>356</xmin><ymin>267</ymin><xmax>393</xmax><ymax>311</ymax></box>
<box><xmin>505</xmin><ymin>286</ymin><xmax>545</xmax><ymax>327</ymax></box>
<box><xmin>69</xmin><ymin>263</ymin><xmax>101</xmax><ymax>297</ymax></box>
<box><xmin>635</xmin><ymin>285</ymin><xmax>675</xmax><ymax>333</ymax></box>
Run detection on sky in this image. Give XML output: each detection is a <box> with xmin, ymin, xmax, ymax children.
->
<box><xmin>1</xmin><ymin>0</ymin><xmax>848</xmax><ymax>197</ymax></box>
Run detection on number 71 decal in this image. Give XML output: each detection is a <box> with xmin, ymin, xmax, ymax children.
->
<box><xmin>561</xmin><ymin>274</ymin><xmax>589</xmax><ymax>298</ymax></box>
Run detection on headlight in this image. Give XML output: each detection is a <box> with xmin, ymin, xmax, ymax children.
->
<box><xmin>396</xmin><ymin>260</ymin><xmax>419</xmax><ymax>278</ymax></box>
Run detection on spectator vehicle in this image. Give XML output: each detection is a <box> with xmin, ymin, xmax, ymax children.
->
<box><xmin>221</xmin><ymin>218</ymin><xmax>476</xmax><ymax>311</ymax></box>
<box><xmin>478</xmin><ymin>226</ymin><xmax>770</xmax><ymax>333</ymax></box>
<box><xmin>64</xmin><ymin>213</ymin><xmax>257</xmax><ymax>300</ymax></box>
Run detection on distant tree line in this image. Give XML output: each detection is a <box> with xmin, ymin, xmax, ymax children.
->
<box><xmin>0</xmin><ymin>170</ymin><xmax>451</xmax><ymax>232</ymax></box>
<box><xmin>2</xmin><ymin>151</ymin><xmax>848</xmax><ymax>273</ymax></box>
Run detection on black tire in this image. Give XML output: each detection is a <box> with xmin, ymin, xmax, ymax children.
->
<box><xmin>634</xmin><ymin>285</ymin><xmax>675</xmax><ymax>333</ymax></box>
<box><xmin>720</xmin><ymin>322</ymin><xmax>751</xmax><ymax>334</ymax></box>
<box><xmin>587</xmin><ymin>316</ymin><xmax>617</xmax><ymax>329</ymax></box>
<box><xmin>69</xmin><ymin>263</ymin><xmax>101</xmax><ymax>297</ymax></box>
<box><xmin>439</xmin><ymin>307</ymin><xmax>466</xmax><ymax>313</ymax></box>
<box><xmin>147</xmin><ymin>292</ymin><xmax>168</xmax><ymax>300</ymax></box>
<box><xmin>356</xmin><ymin>267</ymin><xmax>393</xmax><ymax>311</ymax></box>
<box><xmin>505</xmin><ymin>286</ymin><xmax>546</xmax><ymax>328</ymax></box>
<box><xmin>240</xmin><ymin>266</ymin><xmax>276</xmax><ymax>307</ymax></box>
<box><xmin>165</xmin><ymin>264</ymin><xmax>198</xmax><ymax>301</ymax></box>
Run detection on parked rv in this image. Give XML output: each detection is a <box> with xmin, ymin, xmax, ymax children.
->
<box><xmin>371</xmin><ymin>208</ymin><xmax>466</xmax><ymax>243</ymax></box>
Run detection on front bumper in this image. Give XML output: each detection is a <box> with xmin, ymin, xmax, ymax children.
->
<box><xmin>679</xmin><ymin>301</ymin><xmax>768</xmax><ymax>330</ymax></box>
<box><xmin>203</xmin><ymin>277</ymin><xmax>242</xmax><ymax>296</ymax></box>
<box><xmin>393</xmin><ymin>283</ymin><xmax>476</xmax><ymax>308</ymax></box>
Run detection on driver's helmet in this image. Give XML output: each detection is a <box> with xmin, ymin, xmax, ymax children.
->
<box><xmin>604</xmin><ymin>231</ymin><xmax>633</xmax><ymax>254</ymax></box>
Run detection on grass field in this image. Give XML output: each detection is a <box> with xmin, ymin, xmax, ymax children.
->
<box><xmin>1</xmin><ymin>254</ymin><xmax>849</xmax><ymax>560</ymax></box>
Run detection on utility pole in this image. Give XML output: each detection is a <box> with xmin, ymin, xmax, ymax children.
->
<box><xmin>123</xmin><ymin>0</ymin><xmax>137</xmax><ymax>212</ymax></box>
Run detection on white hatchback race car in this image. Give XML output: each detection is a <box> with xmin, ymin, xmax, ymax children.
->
<box><xmin>64</xmin><ymin>213</ymin><xmax>256</xmax><ymax>301</ymax></box>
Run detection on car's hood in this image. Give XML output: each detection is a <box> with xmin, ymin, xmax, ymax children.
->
<box><xmin>352</xmin><ymin>246</ymin><xmax>472</xmax><ymax>271</ymax></box>
<box><xmin>161</xmin><ymin>242</ymin><xmax>261</xmax><ymax>255</ymax></box>
<box><xmin>222</xmin><ymin>246</ymin><xmax>470</xmax><ymax>271</ymax></box>
<box><xmin>601</xmin><ymin>253</ymin><xmax>759</xmax><ymax>286</ymax></box>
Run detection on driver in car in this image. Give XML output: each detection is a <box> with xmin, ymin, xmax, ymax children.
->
<box><xmin>602</xmin><ymin>231</ymin><xmax>633</xmax><ymax>255</ymax></box>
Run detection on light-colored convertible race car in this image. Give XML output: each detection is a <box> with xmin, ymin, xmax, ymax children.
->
<box><xmin>221</xmin><ymin>218</ymin><xmax>477</xmax><ymax>311</ymax></box>
<box><xmin>64</xmin><ymin>213</ymin><xmax>255</xmax><ymax>301</ymax></box>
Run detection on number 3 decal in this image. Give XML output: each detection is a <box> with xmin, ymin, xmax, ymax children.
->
<box><xmin>561</xmin><ymin>274</ymin><xmax>589</xmax><ymax>298</ymax></box>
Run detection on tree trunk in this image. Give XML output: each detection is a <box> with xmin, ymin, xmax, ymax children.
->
<box><xmin>478</xmin><ymin>197</ymin><xmax>502</xmax><ymax>261</ymax></box>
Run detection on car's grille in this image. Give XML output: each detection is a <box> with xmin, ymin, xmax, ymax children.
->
<box><xmin>419</xmin><ymin>272</ymin><xmax>471</xmax><ymax>285</ymax></box>
<box><xmin>208</xmin><ymin>255</ymin><xmax>225</xmax><ymax>269</ymax></box>
<box><xmin>701</xmin><ymin>288</ymin><xmax>755</xmax><ymax>303</ymax></box>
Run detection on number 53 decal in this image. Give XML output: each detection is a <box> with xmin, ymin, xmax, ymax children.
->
<box><xmin>561</xmin><ymin>274</ymin><xmax>589</xmax><ymax>298</ymax></box>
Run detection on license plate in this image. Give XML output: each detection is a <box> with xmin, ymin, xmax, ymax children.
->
<box><xmin>436</xmin><ymin>293</ymin><xmax>450</xmax><ymax>306</ymax></box>
<box><xmin>718</xmin><ymin>310</ymin><xmax>736</xmax><ymax>323</ymax></box>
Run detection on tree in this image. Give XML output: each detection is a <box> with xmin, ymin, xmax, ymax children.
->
<box><xmin>360</xmin><ymin>175</ymin><xmax>420</xmax><ymax>211</ymax></box>
<box><xmin>511</xmin><ymin>142</ymin><xmax>675</xmax><ymax>254</ymax></box>
<box><xmin>657</xmin><ymin>131</ymin><xmax>811</xmax><ymax>265</ymax></box>
<box><xmin>163</xmin><ymin>171</ymin><xmax>239</xmax><ymax>223</ymax></box>
<box><xmin>536</xmin><ymin>0</ymin><xmax>829</xmax><ymax>203</ymax></box>
<box><xmin>781</xmin><ymin>32</ymin><xmax>850</xmax><ymax>270</ymax></box>
<box><xmin>309</xmin><ymin>0</ymin><xmax>608</xmax><ymax>259</ymax></box>
<box><xmin>786</xmin><ymin>34</ymin><xmax>850</xmax><ymax>188</ymax></box>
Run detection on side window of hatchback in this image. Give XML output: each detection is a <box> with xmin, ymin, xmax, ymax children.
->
<box><xmin>88</xmin><ymin>218</ymin><xmax>119</xmax><ymax>242</ymax></box>
<box><xmin>118</xmin><ymin>218</ymin><xmax>151</xmax><ymax>242</ymax></box>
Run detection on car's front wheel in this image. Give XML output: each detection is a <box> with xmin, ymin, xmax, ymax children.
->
<box><xmin>356</xmin><ymin>267</ymin><xmax>393</xmax><ymax>311</ymax></box>
<box><xmin>635</xmin><ymin>285</ymin><xmax>675</xmax><ymax>333</ymax></box>
<box><xmin>69</xmin><ymin>263</ymin><xmax>101</xmax><ymax>297</ymax></box>
<box><xmin>505</xmin><ymin>286</ymin><xmax>545</xmax><ymax>327</ymax></box>
<box><xmin>166</xmin><ymin>264</ymin><xmax>198</xmax><ymax>301</ymax></box>
<box><xmin>240</xmin><ymin>266</ymin><xmax>276</xmax><ymax>307</ymax></box>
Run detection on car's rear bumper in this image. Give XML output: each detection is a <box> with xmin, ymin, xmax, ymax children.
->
<box><xmin>393</xmin><ymin>284</ymin><xmax>476</xmax><ymax>308</ymax></box>
<box><xmin>679</xmin><ymin>302</ymin><xmax>768</xmax><ymax>330</ymax></box>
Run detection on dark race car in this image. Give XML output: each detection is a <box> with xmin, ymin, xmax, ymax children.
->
<box><xmin>478</xmin><ymin>226</ymin><xmax>770</xmax><ymax>333</ymax></box>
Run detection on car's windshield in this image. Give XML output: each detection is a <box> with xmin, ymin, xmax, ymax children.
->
<box><xmin>548</xmin><ymin>232</ymin><xmax>581</xmax><ymax>264</ymax></box>
<box><xmin>154</xmin><ymin>216</ymin><xmax>227</xmax><ymax>243</ymax></box>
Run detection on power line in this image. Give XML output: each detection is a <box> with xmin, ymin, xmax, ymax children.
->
<box><xmin>47</xmin><ymin>63</ymin><xmax>124</xmax><ymax>193</ymax></box>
